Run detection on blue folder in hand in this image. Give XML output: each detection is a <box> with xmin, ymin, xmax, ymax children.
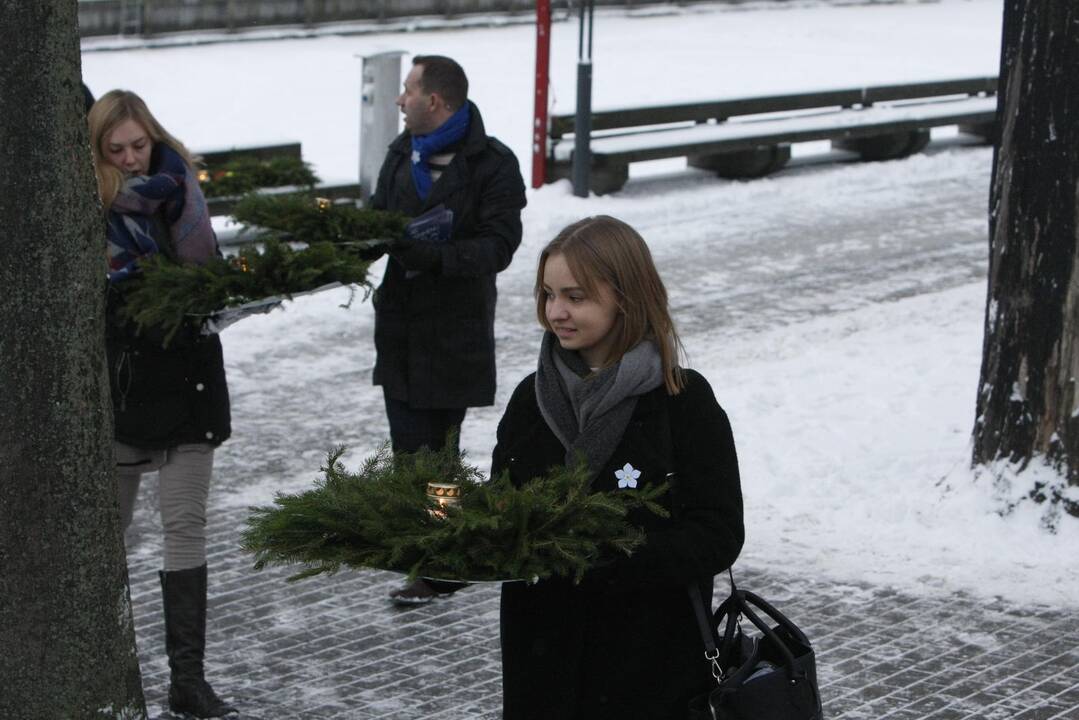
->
<box><xmin>405</xmin><ymin>204</ymin><xmax>453</xmax><ymax>242</ymax></box>
<box><xmin>404</xmin><ymin>205</ymin><xmax>454</xmax><ymax>278</ymax></box>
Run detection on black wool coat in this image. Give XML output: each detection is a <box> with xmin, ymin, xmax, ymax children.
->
<box><xmin>369</xmin><ymin>101</ymin><xmax>526</xmax><ymax>408</ymax></box>
<box><xmin>103</xmin><ymin>156</ymin><xmax>231</xmax><ymax>452</ymax></box>
<box><xmin>493</xmin><ymin>368</ymin><xmax>744</xmax><ymax>720</ymax></box>
<box><xmin>106</xmin><ymin>284</ymin><xmax>230</xmax><ymax>450</ymax></box>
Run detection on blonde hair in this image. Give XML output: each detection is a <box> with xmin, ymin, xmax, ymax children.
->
<box><xmin>535</xmin><ymin>215</ymin><xmax>686</xmax><ymax>394</ymax></box>
<box><xmin>87</xmin><ymin>90</ymin><xmax>196</xmax><ymax>210</ymax></box>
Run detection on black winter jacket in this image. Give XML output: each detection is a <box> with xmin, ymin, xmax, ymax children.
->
<box><xmin>369</xmin><ymin>101</ymin><xmax>526</xmax><ymax>408</ymax></box>
<box><xmin>493</xmin><ymin>369</ymin><xmax>744</xmax><ymax>720</ymax></box>
<box><xmin>105</xmin><ymin>202</ymin><xmax>230</xmax><ymax>450</ymax></box>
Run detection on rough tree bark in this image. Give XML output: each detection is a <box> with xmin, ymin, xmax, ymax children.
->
<box><xmin>973</xmin><ymin>0</ymin><xmax>1079</xmax><ymax>521</ymax></box>
<box><xmin>0</xmin><ymin>2</ymin><xmax>148</xmax><ymax>717</ymax></box>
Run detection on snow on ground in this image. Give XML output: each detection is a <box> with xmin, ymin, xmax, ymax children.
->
<box><xmin>707</xmin><ymin>281</ymin><xmax>1079</xmax><ymax>606</ymax></box>
<box><xmin>81</xmin><ymin>0</ymin><xmax>1079</xmax><ymax>609</ymax></box>
<box><xmin>81</xmin><ymin>0</ymin><xmax>1003</xmax><ymax>183</ymax></box>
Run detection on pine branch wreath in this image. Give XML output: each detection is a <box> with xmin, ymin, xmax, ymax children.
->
<box><xmin>241</xmin><ymin>443</ymin><xmax>670</xmax><ymax>584</ymax></box>
<box><xmin>200</xmin><ymin>156</ymin><xmax>320</xmax><ymax>198</ymax></box>
<box><xmin>120</xmin><ymin>239</ymin><xmax>373</xmax><ymax>345</ymax></box>
<box><xmin>231</xmin><ymin>192</ymin><xmax>409</xmax><ymax>246</ymax></box>
<box><xmin>117</xmin><ymin>195</ymin><xmax>409</xmax><ymax>344</ymax></box>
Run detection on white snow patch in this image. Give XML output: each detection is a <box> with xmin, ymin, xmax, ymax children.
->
<box><xmin>81</xmin><ymin>0</ymin><xmax>1079</xmax><ymax>610</ymax></box>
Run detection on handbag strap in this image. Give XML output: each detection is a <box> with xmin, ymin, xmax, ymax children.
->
<box><xmin>687</xmin><ymin>566</ymin><xmax>735</xmax><ymax>683</ymax></box>
<box><xmin>726</xmin><ymin>589</ymin><xmax>823</xmax><ymax>712</ymax></box>
<box><xmin>730</xmin><ymin>592</ymin><xmax>800</xmax><ymax>674</ymax></box>
<box><xmin>690</xmin><ymin>567</ymin><xmax>812</xmax><ymax>681</ymax></box>
<box><xmin>734</xmin><ymin>590</ymin><xmax>809</xmax><ymax>671</ymax></box>
<box><xmin>664</xmin><ymin>390</ymin><xmax>742</xmax><ymax>684</ymax></box>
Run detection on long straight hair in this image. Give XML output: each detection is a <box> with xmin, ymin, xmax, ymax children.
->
<box><xmin>535</xmin><ymin>215</ymin><xmax>686</xmax><ymax>394</ymax></box>
<box><xmin>87</xmin><ymin>89</ymin><xmax>196</xmax><ymax>210</ymax></box>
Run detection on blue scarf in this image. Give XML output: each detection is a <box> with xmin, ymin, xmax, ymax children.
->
<box><xmin>106</xmin><ymin>144</ymin><xmax>217</xmax><ymax>283</ymax></box>
<box><xmin>409</xmin><ymin>103</ymin><xmax>471</xmax><ymax>202</ymax></box>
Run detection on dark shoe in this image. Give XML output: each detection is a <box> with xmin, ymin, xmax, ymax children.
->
<box><xmin>169</xmin><ymin>676</ymin><xmax>237</xmax><ymax>718</ymax></box>
<box><xmin>160</xmin><ymin>565</ymin><xmax>237</xmax><ymax>718</ymax></box>
<box><xmin>389</xmin><ymin>577</ymin><xmax>438</xmax><ymax>605</ymax></box>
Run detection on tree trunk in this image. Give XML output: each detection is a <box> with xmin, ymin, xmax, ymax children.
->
<box><xmin>973</xmin><ymin>0</ymin><xmax>1079</xmax><ymax>522</ymax></box>
<box><xmin>0</xmin><ymin>2</ymin><xmax>148</xmax><ymax>717</ymax></box>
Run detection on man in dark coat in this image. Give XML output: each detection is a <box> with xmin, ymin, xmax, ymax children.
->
<box><xmin>367</xmin><ymin>55</ymin><xmax>527</xmax><ymax>603</ymax></box>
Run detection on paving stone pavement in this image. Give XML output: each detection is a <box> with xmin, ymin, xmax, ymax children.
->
<box><xmin>122</xmin><ymin>494</ymin><xmax>1079</xmax><ymax>720</ymax></box>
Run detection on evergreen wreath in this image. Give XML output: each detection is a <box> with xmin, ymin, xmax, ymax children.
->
<box><xmin>120</xmin><ymin>239</ymin><xmax>372</xmax><ymax>345</ymax></box>
<box><xmin>241</xmin><ymin>442</ymin><xmax>670</xmax><ymax>584</ymax></box>
<box><xmin>118</xmin><ymin>194</ymin><xmax>409</xmax><ymax>344</ymax></box>
<box><xmin>200</xmin><ymin>156</ymin><xmax>320</xmax><ymax>198</ymax></box>
<box><xmin>231</xmin><ymin>192</ymin><xmax>409</xmax><ymax>247</ymax></box>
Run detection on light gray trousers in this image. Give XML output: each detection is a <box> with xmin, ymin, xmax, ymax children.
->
<box><xmin>115</xmin><ymin>442</ymin><xmax>214</xmax><ymax>571</ymax></box>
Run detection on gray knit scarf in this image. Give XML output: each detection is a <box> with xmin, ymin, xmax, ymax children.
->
<box><xmin>535</xmin><ymin>331</ymin><xmax>664</xmax><ymax>482</ymax></box>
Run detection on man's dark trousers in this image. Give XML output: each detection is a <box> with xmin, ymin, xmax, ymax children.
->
<box><xmin>383</xmin><ymin>391</ymin><xmax>466</xmax><ymax>455</ymax></box>
<box><xmin>383</xmin><ymin>390</ymin><xmax>467</xmax><ymax>595</ymax></box>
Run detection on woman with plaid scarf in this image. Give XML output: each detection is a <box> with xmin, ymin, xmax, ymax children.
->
<box><xmin>89</xmin><ymin>90</ymin><xmax>236</xmax><ymax>719</ymax></box>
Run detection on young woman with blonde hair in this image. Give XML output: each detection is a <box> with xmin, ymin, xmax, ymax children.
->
<box><xmin>89</xmin><ymin>90</ymin><xmax>235</xmax><ymax>719</ymax></box>
<box><xmin>493</xmin><ymin>215</ymin><xmax>744</xmax><ymax>719</ymax></box>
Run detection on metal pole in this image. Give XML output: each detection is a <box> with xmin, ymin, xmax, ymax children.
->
<box><xmin>142</xmin><ymin>0</ymin><xmax>151</xmax><ymax>36</ymax></box>
<box><xmin>531</xmin><ymin>0</ymin><xmax>552</xmax><ymax>189</ymax></box>
<box><xmin>572</xmin><ymin>0</ymin><xmax>595</xmax><ymax>198</ymax></box>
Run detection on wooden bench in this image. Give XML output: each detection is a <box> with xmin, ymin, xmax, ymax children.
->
<box><xmin>546</xmin><ymin>77</ymin><xmax>998</xmax><ymax>194</ymax></box>
<box><xmin>197</xmin><ymin>141</ymin><xmax>303</xmax><ymax>167</ymax></box>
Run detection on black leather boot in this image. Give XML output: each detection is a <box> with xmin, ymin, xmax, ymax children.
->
<box><xmin>159</xmin><ymin>564</ymin><xmax>237</xmax><ymax>718</ymax></box>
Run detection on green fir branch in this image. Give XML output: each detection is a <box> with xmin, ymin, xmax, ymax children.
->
<box><xmin>231</xmin><ymin>192</ymin><xmax>409</xmax><ymax>246</ymax></box>
<box><xmin>117</xmin><ymin>193</ymin><xmax>408</xmax><ymax>344</ymax></box>
<box><xmin>241</xmin><ymin>442</ymin><xmax>669</xmax><ymax>584</ymax></box>
<box><xmin>118</xmin><ymin>238</ymin><xmax>373</xmax><ymax>345</ymax></box>
<box><xmin>200</xmin><ymin>156</ymin><xmax>321</xmax><ymax>198</ymax></box>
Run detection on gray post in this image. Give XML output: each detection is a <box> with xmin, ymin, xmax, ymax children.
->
<box><xmin>120</xmin><ymin>0</ymin><xmax>145</xmax><ymax>36</ymax></box>
<box><xmin>226</xmin><ymin>0</ymin><xmax>239</xmax><ymax>32</ymax></box>
<box><xmin>304</xmin><ymin>0</ymin><xmax>321</xmax><ymax>27</ymax></box>
<box><xmin>572</xmin><ymin>0</ymin><xmax>595</xmax><ymax>198</ymax></box>
<box><xmin>573</xmin><ymin>63</ymin><xmax>592</xmax><ymax>198</ymax></box>
<box><xmin>142</xmin><ymin>0</ymin><xmax>152</xmax><ymax>36</ymax></box>
<box><xmin>358</xmin><ymin>50</ymin><xmax>405</xmax><ymax>203</ymax></box>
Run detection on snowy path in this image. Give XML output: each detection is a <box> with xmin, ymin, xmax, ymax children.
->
<box><xmin>213</xmin><ymin>144</ymin><xmax>992</xmax><ymax>500</ymax></box>
<box><xmin>91</xmin><ymin>0</ymin><xmax>1077</xmax><ymax>619</ymax></box>
<box><xmin>195</xmin><ymin>142</ymin><xmax>1066</xmax><ymax>609</ymax></box>
<box><xmin>86</xmin><ymin>1</ymin><xmax>1079</xmax><ymax>715</ymax></box>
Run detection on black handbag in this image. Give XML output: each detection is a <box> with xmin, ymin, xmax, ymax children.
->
<box><xmin>687</xmin><ymin>572</ymin><xmax>823</xmax><ymax>720</ymax></box>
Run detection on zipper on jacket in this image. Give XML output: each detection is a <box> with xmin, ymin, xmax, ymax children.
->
<box><xmin>114</xmin><ymin>349</ymin><xmax>132</xmax><ymax>412</ymax></box>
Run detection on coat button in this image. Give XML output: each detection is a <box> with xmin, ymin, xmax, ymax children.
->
<box><xmin>205</xmin><ymin>431</ymin><xmax>214</xmax><ymax>440</ymax></box>
<box><xmin>195</xmin><ymin>382</ymin><xmax>205</xmax><ymax>391</ymax></box>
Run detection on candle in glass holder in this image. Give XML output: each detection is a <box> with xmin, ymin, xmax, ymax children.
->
<box><xmin>426</xmin><ymin>482</ymin><xmax>461</xmax><ymax>519</ymax></box>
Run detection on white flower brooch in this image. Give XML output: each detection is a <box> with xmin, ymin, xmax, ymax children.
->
<box><xmin>615</xmin><ymin>462</ymin><xmax>641</xmax><ymax>489</ymax></box>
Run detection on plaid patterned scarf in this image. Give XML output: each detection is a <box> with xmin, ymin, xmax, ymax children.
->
<box><xmin>106</xmin><ymin>143</ymin><xmax>217</xmax><ymax>283</ymax></box>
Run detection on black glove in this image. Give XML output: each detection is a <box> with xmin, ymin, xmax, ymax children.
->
<box><xmin>354</xmin><ymin>238</ymin><xmax>391</xmax><ymax>262</ymax></box>
<box><xmin>390</xmin><ymin>237</ymin><xmax>442</xmax><ymax>273</ymax></box>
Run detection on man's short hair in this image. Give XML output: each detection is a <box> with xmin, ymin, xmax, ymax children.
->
<box><xmin>413</xmin><ymin>55</ymin><xmax>469</xmax><ymax>112</ymax></box>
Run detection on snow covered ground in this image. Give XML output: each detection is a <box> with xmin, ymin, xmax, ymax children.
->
<box><xmin>82</xmin><ymin>0</ymin><xmax>1079</xmax><ymax>609</ymax></box>
<box><xmin>81</xmin><ymin>0</ymin><xmax>1004</xmax><ymax>184</ymax></box>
